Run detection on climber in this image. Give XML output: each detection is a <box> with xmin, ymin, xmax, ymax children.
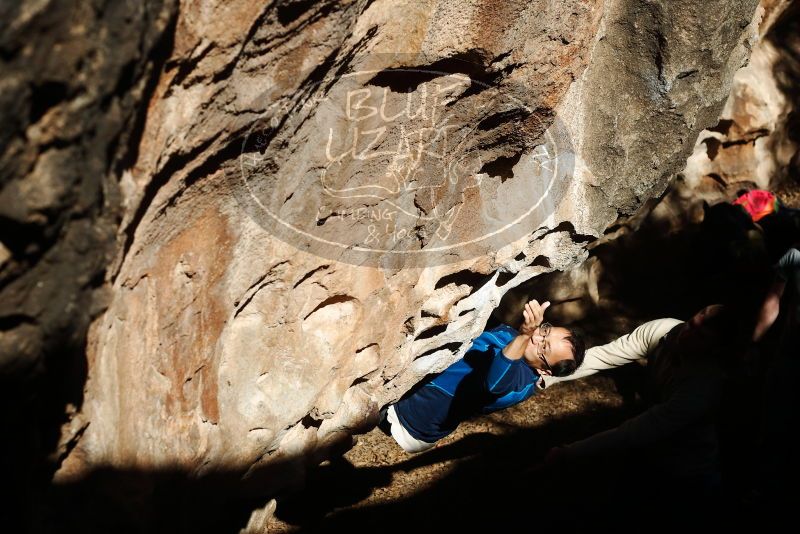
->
<box><xmin>378</xmin><ymin>299</ymin><xmax>586</xmax><ymax>453</ymax></box>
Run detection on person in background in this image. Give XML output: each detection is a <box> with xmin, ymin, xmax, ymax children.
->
<box><xmin>544</xmin><ymin>304</ymin><xmax>753</xmax><ymax>509</ymax></box>
<box><xmin>750</xmin><ymin>246</ymin><xmax>800</xmax><ymax>508</ymax></box>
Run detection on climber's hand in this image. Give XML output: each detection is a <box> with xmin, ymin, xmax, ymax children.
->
<box><xmin>521</xmin><ymin>299</ymin><xmax>550</xmax><ymax>336</ymax></box>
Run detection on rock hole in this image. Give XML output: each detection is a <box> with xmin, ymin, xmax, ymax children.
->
<box><xmin>300</xmin><ymin>414</ymin><xmax>322</xmax><ymax>429</ymax></box>
<box><xmin>542</xmin><ymin>221</ymin><xmax>596</xmax><ymax>244</ymax></box>
<box><xmin>434</xmin><ymin>269</ymin><xmax>494</xmax><ymax>292</ymax></box>
<box><xmin>369</xmin><ymin>50</ymin><xmax>494</xmax><ymax>94</ymax></box>
<box><xmin>708</xmin><ymin>118</ymin><xmax>734</xmax><ymax>135</ymax></box>
<box><xmin>355</xmin><ymin>343</ymin><xmax>378</xmax><ymax>354</ymax></box>
<box><xmin>29</xmin><ymin>81</ymin><xmax>68</xmax><ymax>124</ymax></box>
<box><xmin>350</xmin><ymin>376</ymin><xmax>369</xmax><ymax>387</ymax></box>
<box><xmin>293</xmin><ymin>264</ymin><xmax>330</xmax><ymax>288</ymax></box>
<box><xmin>303</xmin><ymin>295</ymin><xmax>357</xmax><ymax>321</ymax></box>
<box><xmin>416</xmin><ymin>342</ymin><xmax>462</xmax><ymax>359</ymax></box>
<box><xmin>703</xmin><ymin>137</ymin><xmax>721</xmax><ymax>160</ymax></box>
<box><xmin>531</xmin><ymin>255</ymin><xmax>551</xmax><ymax>268</ymax></box>
<box><xmin>277</xmin><ymin>0</ymin><xmax>317</xmax><ymax>26</ymax></box>
<box><xmin>479</xmin><ymin>152</ymin><xmax>523</xmax><ymax>182</ymax></box>
<box><xmin>414</xmin><ymin>323</ymin><xmax>449</xmax><ymax>341</ymax></box>
<box><xmin>495</xmin><ymin>271</ymin><xmax>516</xmax><ymax>286</ymax></box>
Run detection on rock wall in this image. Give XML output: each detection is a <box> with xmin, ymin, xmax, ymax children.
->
<box><xmin>1</xmin><ymin>0</ymin><xmax>766</xmax><ymax>530</ymax></box>
<box><xmin>0</xmin><ymin>1</ymin><xmax>179</xmax><ymax>528</ymax></box>
<box><xmin>679</xmin><ymin>0</ymin><xmax>796</xmax><ymax>208</ymax></box>
<box><xmin>0</xmin><ymin>0</ymin><xmax>177</xmax><ymax>390</ymax></box>
<box><xmin>494</xmin><ymin>0</ymin><xmax>798</xmax><ymax>339</ymax></box>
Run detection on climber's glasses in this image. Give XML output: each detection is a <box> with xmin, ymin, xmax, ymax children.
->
<box><xmin>536</xmin><ymin>322</ymin><xmax>553</xmax><ymax>373</ymax></box>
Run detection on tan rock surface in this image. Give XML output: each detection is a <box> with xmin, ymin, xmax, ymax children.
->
<box><xmin>59</xmin><ymin>0</ymin><xmax>761</xmax><ymax>486</ymax></box>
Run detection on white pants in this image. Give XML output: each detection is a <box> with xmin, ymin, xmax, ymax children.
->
<box><xmin>386</xmin><ymin>405</ymin><xmax>436</xmax><ymax>454</ymax></box>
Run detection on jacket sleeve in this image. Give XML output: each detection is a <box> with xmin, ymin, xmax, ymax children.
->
<box><xmin>478</xmin><ymin>328</ymin><xmax>530</xmax><ymax>395</ymax></box>
<box><xmin>562</xmin><ymin>371</ymin><xmax>723</xmax><ymax>458</ymax></box>
<box><xmin>543</xmin><ymin>318</ymin><xmax>683</xmax><ymax>388</ymax></box>
<box><xmin>485</xmin><ymin>346</ymin><xmax>529</xmax><ymax>395</ymax></box>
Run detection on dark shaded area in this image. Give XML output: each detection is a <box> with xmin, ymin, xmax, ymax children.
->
<box><xmin>482</xmin><ymin>186</ymin><xmax>800</xmax><ymax>532</ymax></box>
<box><xmin>274</xmin><ymin>383</ymin><xmax>779</xmax><ymax>533</ymax></box>
<box><xmin>744</xmin><ymin>1</ymin><xmax>800</xmax><ymax>496</ymax></box>
<box><xmin>491</xmin><ymin>197</ymin><xmax>773</xmax><ymax>343</ymax></box>
<box><xmin>277</xmin><ymin>405</ymin><xmax>635</xmax><ymax>531</ymax></box>
<box><xmin>44</xmin><ymin>463</ymin><xmax>292</xmax><ymax>533</ymax></box>
<box><xmin>28</xmin><ymin>81</ymin><xmax>70</xmax><ymax>125</ymax></box>
<box><xmin>0</xmin><ymin>2</ymin><xmax>179</xmax><ymax>532</ymax></box>
<box><xmin>39</xmin><ymin>362</ymin><xmax>795</xmax><ymax>534</ymax></box>
<box><xmin>36</xmin><ymin>431</ymin><xmax>364</xmax><ymax>534</ymax></box>
<box><xmin>479</xmin><ymin>152</ymin><xmax>523</xmax><ymax>181</ymax></box>
<box><xmin>277</xmin><ymin>0</ymin><xmax>319</xmax><ymax>26</ymax></box>
<box><xmin>369</xmin><ymin>50</ymin><xmax>502</xmax><ymax>94</ymax></box>
<box><xmin>40</xmin><ymin>391</ymin><xmax>640</xmax><ymax>533</ymax></box>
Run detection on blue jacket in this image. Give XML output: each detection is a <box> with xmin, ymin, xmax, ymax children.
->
<box><xmin>394</xmin><ymin>324</ymin><xmax>541</xmax><ymax>443</ymax></box>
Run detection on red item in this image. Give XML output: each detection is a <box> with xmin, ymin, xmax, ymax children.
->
<box><xmin>733</xmin><ymin>190</ymin><xmax>779</xmax><ymax>222</ymax></box>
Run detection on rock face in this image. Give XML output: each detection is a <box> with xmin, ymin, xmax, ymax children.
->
<box><xmin>682</xmin><ymin>0</ymin><xmax>797</xmax><ymax>201</ymax></box>
<box><xmin>0</xmin><ymin>0</ymin><xmax>177</xmax><ymax>385</ymax></box>
<box><xmin>494</xmin><ymin>0</ymin><xmax>798</xmax><ymax>339</ymax></box>
<box><xmin>0</xmin><ymin>1</ymin><xmax>178</xmax><ymax>527</ymax></box>
<box><xmin>1</xmin><ymin>0</ymin><xmax>765</xmax><ymax>529</ymax></box>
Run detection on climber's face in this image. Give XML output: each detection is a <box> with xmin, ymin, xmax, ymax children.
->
<box><xmin>524</xmin><ymin>324</ymin><xmax>574</xmax><ymax>375</ymax></box>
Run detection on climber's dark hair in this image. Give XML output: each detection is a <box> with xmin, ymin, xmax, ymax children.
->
<box><xmin>550</xmin><ymin>327</ymin><xmax>587</xmax><ymax>377</ymax></box>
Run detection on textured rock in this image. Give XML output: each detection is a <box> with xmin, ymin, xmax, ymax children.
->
<box><xmin>0</xmin><ymin>0</ymin><xmax>766</xmax><ymax>529</ymax></box>
<box><xmin>59</xmin><ymin>0</ymin><xmax>760</xmax><ymax>485</ymax></box>
<box><xmin>682</xmin><ymin>0</ymin><xmax>796</xmax><ymax>198</ymax></box>
<box><xmin>0</xmin><ymin>1</ymin><xmax>179</xmax><ymax>528</ymax></box>
<box><xmin>0</xmin><ymin>0</ymin><xmax>178</xmax><ymax>379</ymax></box>
<box><xmin>497</xmin><ymin>0</ymin><xmax>798</xmax><ymax>337</ymax></box>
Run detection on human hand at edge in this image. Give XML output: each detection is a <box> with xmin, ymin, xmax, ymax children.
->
<box><xmin>521</xmin><ymin>299</ymin><xmax>550</xmax><ymax>336</ymax></box>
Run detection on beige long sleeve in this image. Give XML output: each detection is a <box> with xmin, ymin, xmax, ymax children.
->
<box><xmin>543</xmin><ymin>318</ymin><xmax>684</xmax><ymax>388</ymax></box>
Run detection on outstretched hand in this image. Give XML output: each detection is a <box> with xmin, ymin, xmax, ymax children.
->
<box><xmin>520</xmin><ymin>299</ymin><xmax>550</xmax><ymax>336</ymax></box>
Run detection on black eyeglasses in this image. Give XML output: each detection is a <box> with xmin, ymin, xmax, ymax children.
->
<box><xmin>536</xmin><ymin>322</ymin><xmax>553</xmax><ymax>373</ymax></box>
